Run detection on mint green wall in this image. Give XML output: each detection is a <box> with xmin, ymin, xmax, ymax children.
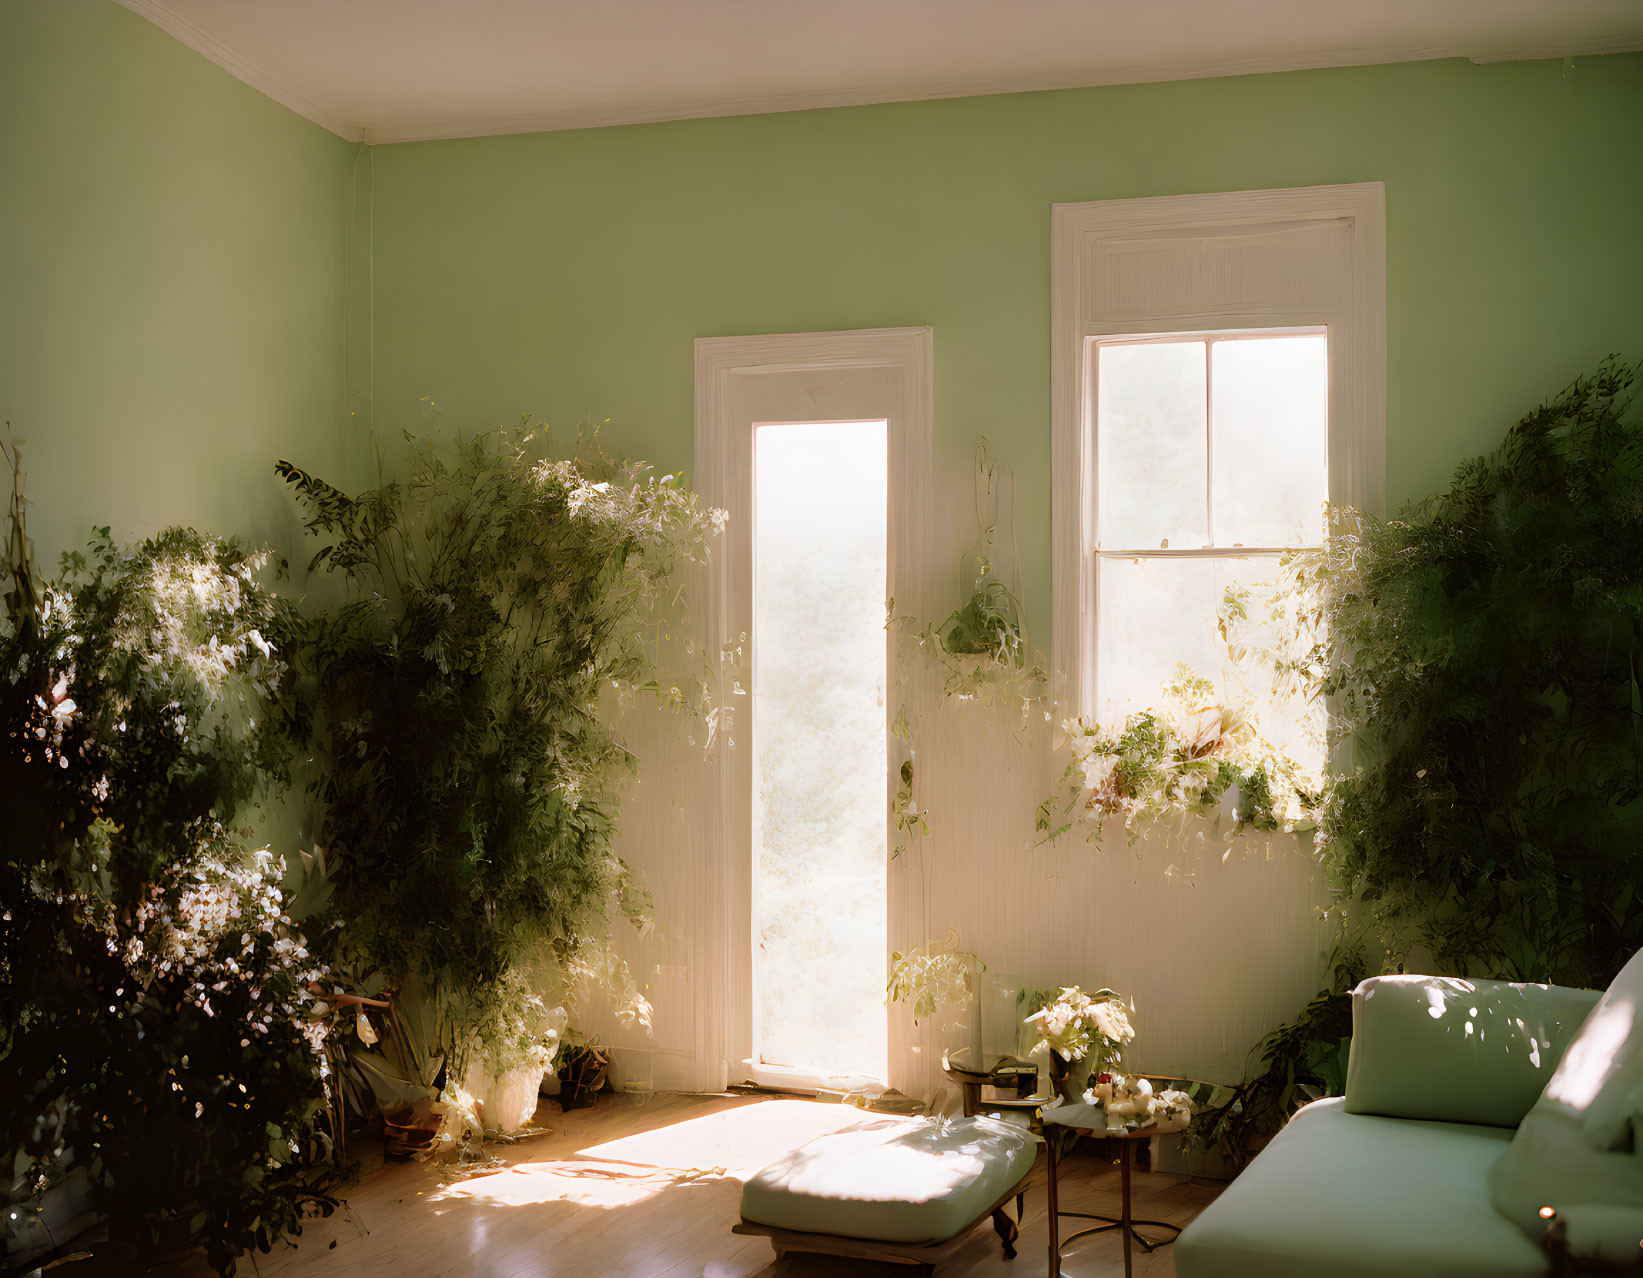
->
<box><xmin>0</xmin><ymin>0</ymin><xmax>356</xmax><ymax>566</ymax></box>
<box><xmin>364</xmin><ymin>54</ymin><xmax>1643</xmax><ymax>640</ymax></box>
<box><xmin>4</xmin><ymin>9</ymin><xmax>1639</xmax><ymax>642</ymax></box>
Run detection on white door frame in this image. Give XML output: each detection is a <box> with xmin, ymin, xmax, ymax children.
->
<box><xmin>693</xmin><ymin>327</ymin><xmax>933</xmax><ymax>1091</ymax></box>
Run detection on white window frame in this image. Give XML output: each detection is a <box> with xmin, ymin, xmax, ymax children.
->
<box><xmin>1050</xmin><ymin>184</ymin><xmax>1386</xmax><ymax>721</ymax></box>
<box><xmin>693</xmin><ymin>327</ymin><xmax>932</xmax><ymax>1093</ymax></box>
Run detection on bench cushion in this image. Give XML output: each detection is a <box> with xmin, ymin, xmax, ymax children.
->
<box><xmin>1176</xmin><ymin>1098</ymin><xmax>1546</xmax><ymax>1278</ymax></box>
<box><xmin>739</xmin><ymin>1114</ymin><xmax>1036</xmax><ymax>1244</ymax></box>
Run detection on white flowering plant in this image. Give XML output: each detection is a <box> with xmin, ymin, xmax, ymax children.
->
<box><xmin>886</xmin><ymin>930</ymin><xmax>981</xmax><ymax>1025</ymax></box>
<box><xmin>0</xmin><ymin>470</ymin><xmax>335</xmax><ymax>1275</ymax></box>
<box><xmin>1022</xmin><ymin>985</ymin><xmax>1135</xmax><ymax>1081</ymax></box>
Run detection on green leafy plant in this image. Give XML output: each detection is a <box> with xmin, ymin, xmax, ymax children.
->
<box><xmin>1042</xmin><ymin>665</ymin><xmax>1320</xmax><ymax>845</ymax></box>
<box><xmin>905</xmin><ymin>442</ymin><xmax>1049</xmax><ymax>721</ymax></box>
<box><xmin>274</xmin><ymin>425</ymin><xmax>719</xmax><ymax>1106</ymax></box>
<box><xmin>1294</xmin><ymin>360</ymin><xmax>1643</xmax><ymax>987</ymax></box>
<box><xmin>936</xmin><ymin>579</ymin><xmax>1025</xmax><ymax>662</ymax></box>
<box><xmin>0</xmin><ymin>446</ymin><xmax>334</xmax><ymax>1273</ymax></box>
<box><xmin>890</xmin><ymin>758</ymin><xmax>928</xmax><ymax>856</ymax></box>
<box><xmin>1186</xmin><ymin>948</ymin><xmax>1365</xmax><ymax>1165</ymax></box>
<box><xmin>1207</xmin><ymin>359</ymin><xmax>1643</xmax><ymax>1158</ymax></box>
<box><xmin>886</xmin><ymin>929</ymin><xmax>981</xmax><ymax>1024</ymax></box>
<box><xmin>885</xmin><ymin>443</ymin><xmax>1049</xmax><ymax>844</ymax></box>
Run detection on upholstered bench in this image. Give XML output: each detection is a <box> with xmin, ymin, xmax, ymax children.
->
<box><xmin>734</xmin><ymin>1113</ymin><xmax>1038</xmax><ymax>1269</ymax></box>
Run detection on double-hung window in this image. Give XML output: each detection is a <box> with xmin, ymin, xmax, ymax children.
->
<box><xmin>1094</xmin><ymin>329</ymin><xmax>1328</xmax><ymax>766</ymax></box>
<box><xmin>1052</xmin><ymin>185</ymin><xmax>1386</xmax><ymax>772</ymax></box>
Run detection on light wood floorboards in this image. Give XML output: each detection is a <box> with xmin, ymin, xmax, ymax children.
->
<box><xmin>220</xmin><ymin>1093</ymin><xmax>1225</xmax><ymax>1278</ymax></box>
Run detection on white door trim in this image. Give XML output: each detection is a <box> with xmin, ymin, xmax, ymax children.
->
<box><xmin>693</xmin><ymin>327</ymin><xmax>933</xmax><ymax>1091</ymax></box>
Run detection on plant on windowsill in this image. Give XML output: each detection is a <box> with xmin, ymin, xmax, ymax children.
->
<box><xmin>1038</xmin><ymin>665</ymin><xmax>1322</xmax><ymax>847</ymax></box>
<box><xmin>273</xmin><ymin>423</ymin><xmax>719</xmax><ymax>1152</ymax></box>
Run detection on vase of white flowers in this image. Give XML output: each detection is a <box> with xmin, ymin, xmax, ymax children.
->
<box><xmin>1023</xmin><ymin>985</ymin><xmax>1135</xmax><ymax>1101</ymax></box>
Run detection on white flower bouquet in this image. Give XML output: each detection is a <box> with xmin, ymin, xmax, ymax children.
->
<box><xmin>1023</xmin><ymin>985</ymin><xmax>1135</xmax><ymax>1098</ymax></box>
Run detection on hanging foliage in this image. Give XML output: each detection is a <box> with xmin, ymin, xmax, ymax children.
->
<box><xmin>273</xmin><ymin>426</ymin><xmax>721</xmax><ymax>1079</ymax></box>
<box><xmin>1042</xmin><ymin>665</ymin><xmax>1322</xmax><ymax>846</ymax></box>
<box><xmin>916</xmin><ymin>441</ymin><xmax>1048</xmax><ymax>721</ymax></box>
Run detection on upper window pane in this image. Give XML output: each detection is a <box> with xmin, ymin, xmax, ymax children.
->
<box><xmin>1210</xmin><ymin>335</ymin><xmax>1328</xmax><ymax>547</ymax></box>
<box><xmin>1097</xmin><ymin>341</ymin><xmax>1207</xmax><ymax>550</ymax></box>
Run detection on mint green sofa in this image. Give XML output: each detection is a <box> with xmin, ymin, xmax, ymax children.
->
<box><xmin>1176</xmin><ymin>974</ymin><xmax>1603</xmax><ymax>1278</ymax></box>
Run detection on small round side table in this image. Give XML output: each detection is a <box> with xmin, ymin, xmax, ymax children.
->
<box><xmin>1042</xmin><ymin>1106</ymin><xmax>1185</xmax><ymax>1278</ymax></box>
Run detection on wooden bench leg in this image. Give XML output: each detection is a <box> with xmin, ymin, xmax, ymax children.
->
<box><xmin>992</xmin><ymin>1206</ymin><xmax>1019</xmax><ymax>1260</ymax></box>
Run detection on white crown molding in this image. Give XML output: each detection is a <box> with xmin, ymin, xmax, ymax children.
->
<box><xmin>113</xmin><ymin>0</ymin><xmax>364</xmax><ymax>141</ymax></box>
<box><xmin>361</xmin><ymin>33</ymin><xmax>1643</xmax><ymax>143</ymax></box>
<box><xmin>112</xmin><ymin>1</ymin><xmax>1641</xmax><ymax>146</ymax></box>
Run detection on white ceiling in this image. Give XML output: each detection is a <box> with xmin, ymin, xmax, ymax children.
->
<box><xmin>117</xmin><ymin>0</ymin><xmax>1643</xmax><ymax>144</ymax></box>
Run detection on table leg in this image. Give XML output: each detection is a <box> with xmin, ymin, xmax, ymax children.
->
<box><xmin>1120</xmin><ymin>1139</ymin><xmax>1133</xmax><ymax>1278</ymax></box>
<box><xmin>1046</xmin><ymin>1132</ymin><xmax>1061</xmax><ymax>1278</ymax></box>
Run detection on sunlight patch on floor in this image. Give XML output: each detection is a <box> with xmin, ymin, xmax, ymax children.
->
<box><xmin>580</xmin><ymin>1099</ymin><xmax>872</xmax><ymax>1178</ymax></box>
<box><xmin>431</xmin><ymin>1099</ymin><xmax>870</xmax><ymax>1212</ymax></box>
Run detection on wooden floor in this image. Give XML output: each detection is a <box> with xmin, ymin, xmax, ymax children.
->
<box><xmin>221</xmin><ymin>1093</ymin><xmax>1224</xmax><ymax>1278</ymax></box>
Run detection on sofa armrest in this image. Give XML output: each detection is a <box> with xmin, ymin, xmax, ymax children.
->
<box><xmin>1545</xmin><ymin>1206</ymin><xmax>1643</xmax><ymax>1275</ymax></box>
<box><xmin>1344</xmin><ymin>975</ymin><xmax>1600</xmax><ymax>1128</ymax></box>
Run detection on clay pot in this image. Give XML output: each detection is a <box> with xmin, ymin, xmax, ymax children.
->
<box><xmin>556</xmin><ymin>1046</ymin><xmax>611</xmax><ymax>1111</ymax></box>
<box><xmin>382</xmin><ymin>1101</ymin><xmax>440</xmax><ymax>1158</ymax></box>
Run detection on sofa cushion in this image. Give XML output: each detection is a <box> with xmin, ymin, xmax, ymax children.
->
<box><xmin>739</xmin><ymin>1114</ymin><xmax>1036</xmax><ymax>1244</ymax></box>
<box><xmin>1345</xmin><ymin>975</ymin><xmax>1599</xmax><ymax>1127</ymax></box>
<box><xmin>1489</xmin><ymin>946</ymin><xmax>1643</xmax><ymax>1238</ymax></box>
<box><xmin>1176</xmin><ymin>1098</ymin><xmax>1546</xmax><ymax>1278</ymax></box>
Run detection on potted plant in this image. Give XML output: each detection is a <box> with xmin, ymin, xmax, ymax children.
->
<box><xmin>1022</xmin><ymin>985</ymin><xmax>1135</xmax><ymax>1102</ymax></box>
<box><xmin>274</xmin><ymin>426</ymin><xmax>715</xmax><ymax>1148</ymax></box>
<box><xmin>555</xmin><ymin>1033</ymin><xmax>612</xmax><ymax>1111</ymax></box>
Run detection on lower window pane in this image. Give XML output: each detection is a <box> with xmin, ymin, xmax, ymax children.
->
<box><xmin>1095</xmin><ymin>555</ymin><xmax>1322</xmax><ymax>774</ymax></box>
